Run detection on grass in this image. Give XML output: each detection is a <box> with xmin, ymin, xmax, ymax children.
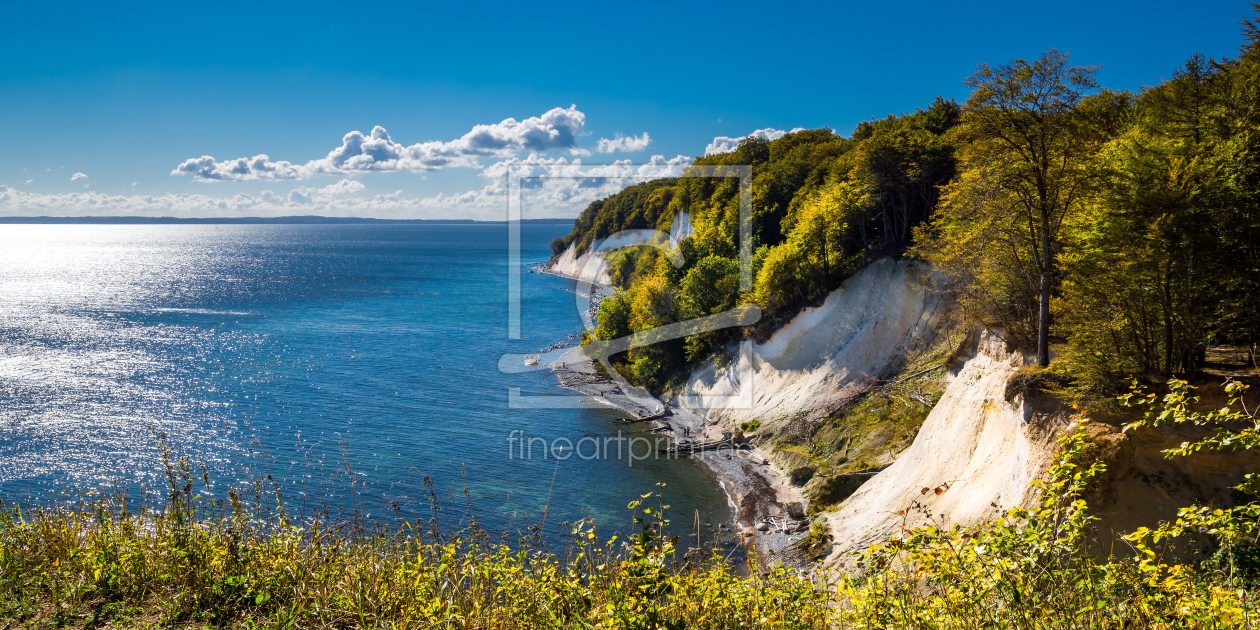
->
<box><xmin>4</xmin><ymin>421</ymin><xmax>1259</xmax><ymax>628</ymax></box>
<box><xmin>0</xmin><ymin>435</ymin><xmax>838</xmax><ymax>629</ymax></box>
<box><xmin>0</xmin><ymin>495</ymin><xmax>833</xmax><ymax>629</ymax></box>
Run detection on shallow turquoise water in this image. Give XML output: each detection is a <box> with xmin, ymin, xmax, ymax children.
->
<box><xmin>0</xmin><ymin>224</ymin><xmax>732</xmax><ymax>537</ymax></box>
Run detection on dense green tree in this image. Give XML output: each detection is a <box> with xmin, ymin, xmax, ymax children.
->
<box><xmin>855</xmin><ymin>101</ymin><xmax>958</xmax><ymax>245</ymax></box>
<box><xmin>1215</xmin><ymin>9</ymin><xmax>1260</xmax><ymax>361</ymax></box>
<box><xmin>555</xmin><ymin>115</ymin><xmax>957</xmax><ymax>389</ymax></box>
<box><xmin>915</xmin><ymin>50</ymin><xmax>1107</xmax><ymax>366</ymax></box>
<box><xmin>679</xmin><ymin>256</ymin><xmax>740</xmax><ymax>320</ymax></box>
<box><xmin>679</xmin><ymin>255</ymin><xmax>741</xmax><ymax>361</ymax></box>
<box><xmin>594</xmin><ymin>291</ymin><xmax>632</xmax><ymax>342</ymax></box>
<box><xmin>1057</xmin><ymin>57</ymin><xmax>1224</xmax><ymax>384</ymax></box>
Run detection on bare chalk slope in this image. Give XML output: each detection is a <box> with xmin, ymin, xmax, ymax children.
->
<box><xmin>680</xmin><ymin>257</ymin><xmax>946</xmax><ymax>428</ymax></box>
<box><xmin>550</xmin><ymin>242</ymin><xmax>611</xmax><ymax>284</ymax></box>
<box><xmin>819</xmin><ymin>330</ymin><xmax>1067</xmax><ymax>568</ymax></box>
<box><xmin>817</xmin><ymin>327</ymin><xmax>1260</xmax><ymax>568</ymax></box>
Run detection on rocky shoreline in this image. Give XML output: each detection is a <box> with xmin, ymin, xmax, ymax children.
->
<box><xmin>533</xmin><ymin>263</ymin><xmax>811</xmax><ymax>563</ymax></box>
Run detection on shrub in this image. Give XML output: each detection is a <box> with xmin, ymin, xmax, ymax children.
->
<box><xmin>0</xmin><ymin>472</ymin><xmax>837</xmax><ymax>628</ymax></box>
<box><xmin>839</xmin><ymin>407</ymin><xmax>1260</xmax><ymax>628</ymax></box>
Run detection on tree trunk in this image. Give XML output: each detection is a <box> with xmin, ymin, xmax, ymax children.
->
<box><xmin>1161</xmin><ymin>259</ymin><xmax>1173</xmax><ymax>375</ymax></box>
<box><xmin>1038</xmin><ymin>209</ymin><xmax>1052</xmax><ymax>367</ymax></box>
<box><xmin>881</xmin><ymin>202</ymin><xmax>892</xmax><ymax>245</ymax></box>
<box><xmin>1038</xmin><ymin>270</ymin><xmax>1051</xmax><ymax>367</ymax></box>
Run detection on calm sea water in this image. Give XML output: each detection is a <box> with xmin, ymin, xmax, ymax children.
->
<box><xmin>0</xmin><ymin>224</ymin><xmax>731</xmax><ymax>536</ymax></box>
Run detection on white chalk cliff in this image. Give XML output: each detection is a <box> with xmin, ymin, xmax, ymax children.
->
<box><xmin>550</xmin><ymin>242</ymin><xmax>611</xmax><ymax>284</ymax></box>
<box><xmin>818</xmin><ymin>329</ymin><xmax>1062</xmax><ymax>567</ymax></box>
<box><xmin>679</xmin><ymin>257</ymin><xmax>946</xmax><ymax>427</ymax></box>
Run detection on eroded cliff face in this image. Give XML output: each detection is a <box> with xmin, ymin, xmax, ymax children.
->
<box><xmin>1082</xmin><ymin>395</ymin><xmax>1260</xmax><ymax>552</ymax></box>
<box><xmin>814</xmin><ymin>327</ymin><xmax>1260</xmax><ymax>568</ymax></box>
<box><xmin>819</xmin><ymin>329</ymin><xmax>1068</xmax><ymax>568</ymax></box>
<box><xmin>678</xmin><ymin>257</ymin><xmax>946</xmax><ymax>429</ymax></box>
<box><xmin>670</xmin><ymin>255</ymin><xmax>1258</xmax><ymax>568</ymax></box>
<box><xmin>550</xmin><ymin>242</ymin><xmax>610</xmax><ymax>284</ymax></box>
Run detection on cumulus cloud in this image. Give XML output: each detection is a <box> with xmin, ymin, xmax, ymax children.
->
<box><xmin>315</xmin><ymin>179</ymin><xmax>366</xmax><ymax>196</ymax></box>
<box><xmin>2</xmin><ymin>153</ymin><xmax>694</xmax><ymax>221</ymax></box>
<box><xmin>596</xmin><ymin>132</ymin><xmax>651</xmax><ymax>154</ymax></box>
<box><xmin>172</xmin><ymin>106</ymin><xmax>589</xmax><ymax>182</ymax></box>
<box><xmin>704</xmin><ymin>127</ymin><xmax>807</xmax><ymax>156</ymax></box>
<box><xmin>282</xmin><ymin>179</ymin><xmax>368</xmax><ymax>205</ymax></box>
<box><xmin>437</xmin><ymin>154</ymin><xmax>694</xmax><ymax>209</ymax></box>
<box><xmin>70</xmin><ymin>172</ymin><xmax>88</xmax><ymax>181</ymax></box>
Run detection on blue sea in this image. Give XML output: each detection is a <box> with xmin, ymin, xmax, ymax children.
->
<box><xmin>0</xmin><ymin>224</ymin><xmax>732</xmax><ymax>537</ymax></box>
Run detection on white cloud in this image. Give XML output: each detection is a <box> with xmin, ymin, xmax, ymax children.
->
<box><xmin>596</xmin><ymin>132</ymin><xmax>651</xmax><ymax>154</ymax></box>
<box><xmin>283</xmin><ymin>179</ymin><xmax>367</xmax><ymax>205</ymax></box>
<box><xmin>1</xmin><ymin>153</ymin><xmax>694</xmax><ymax>221</ymax></box>
<box><xmin>70</xmin><ymin>172</ymin><xmax>88</xmax><ymax>181</ymax></box>
<box><xmin>437</xmin><ymin>154</ymin><xmax>694</xmax><ymax>210</ymax></box>
<box><xmin>131</xmin><ymin>182</ymin><xmax>138</xmax><ymax>187</ymax></box>
<box><xmin>24</xmin><ymin>179</ymin><xmax>32</xmax><ymax>184</ymax></box>
<box><xmin>0</xmin><ymin>179</ymin><xmax>409</xmax><ymax>218</ymax></box>
<box><xmin>314</xmin><ymin>179</ymin><xmax>366</xmax><ymax>196</ymax></box>
<box><xmin>704</xmin><ymin>136</ymin><xmax>743</xmax><ymax>156</ymax></box>
<box><xmin>172</xmin><ymin>106</ymin><xmax>589</xmax><ymax>182</ymax></box>
<box><xmin>703</xmin><ymin>127</ymin><xmax>807</xmax><ymax>156</ymax></box>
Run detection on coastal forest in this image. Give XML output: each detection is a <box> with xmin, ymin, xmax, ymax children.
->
<box><xmin>553</xmin><ymin>14</ymin><xmax>1260</xmax><ymax>403</ymax></box>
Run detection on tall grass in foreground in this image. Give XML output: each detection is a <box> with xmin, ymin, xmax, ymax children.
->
<box><xmin>5</xmin><ymin>386</ymin><xmax>1260</xmax><ymax>628</ymax></box>
<box><xmin>0</xmin><ymin>493</ymin><xmax>833</xmax><ymax>629</ymax></box>
<box><xmin>0</xmin><ymin>434</ymin><xmax>834</xmax><ymax>629</ymax></box>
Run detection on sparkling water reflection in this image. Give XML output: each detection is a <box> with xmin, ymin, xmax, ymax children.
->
<box><xmin>0</xmin><ymin>224</ymin><xmax>732</xmax><ymax>537</ymax></box>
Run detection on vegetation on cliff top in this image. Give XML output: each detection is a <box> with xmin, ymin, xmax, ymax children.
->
<box><xmin>553</xmin><ymin>7</ymin><xmax>1260</xmax><ymax>405</ymax></box>
<box><xmin>913</xmin><ymin>12</ymin><xmax>1260</xmax><ymax>396</ymax></box>
<box><xmin>552</xmin><ymin>101</ymin><xmax>960</xmax><ymax>393</ymax></box>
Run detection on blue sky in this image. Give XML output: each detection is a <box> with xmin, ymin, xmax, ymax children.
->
<box><xmin>0</xmin><ymin>0</ymin><xmax>1248</xmax><ymax>219</ymax></box>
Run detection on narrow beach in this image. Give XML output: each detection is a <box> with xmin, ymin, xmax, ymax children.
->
<box><xmin>531</xmin><ymin>264</ymin><xmax>810</xmax><ymax>563</ymax></box>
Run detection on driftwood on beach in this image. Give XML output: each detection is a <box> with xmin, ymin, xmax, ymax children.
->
<box><xmin>659</xmin><ymin>438</ymin><xmax>747</xmax><ymax>455</ymax></box>
<box><xmin>613</xmin><ymin>412</ymin><xmax>670</xmax><ymax>424</ymax></box>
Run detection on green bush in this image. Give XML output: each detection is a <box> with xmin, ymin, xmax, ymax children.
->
<box><xmin>840</xmin><ymin>420</ymin><xmax>1256</xmax><ymax>628</ymax></box>
<box><xmin>0</xmin><ymin>474</ymin><xmax>835</xmax><ymax>629</ymax></box>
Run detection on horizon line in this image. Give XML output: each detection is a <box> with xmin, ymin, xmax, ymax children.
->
<box><xmin>0</xmin><ymin>215</ymin><xmax>576</xmax><ymax>225</ymax></box>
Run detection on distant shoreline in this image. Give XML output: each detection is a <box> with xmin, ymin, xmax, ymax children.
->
<box><xmin>0</xmin><ymin>216</ymin><xmax>575</xmax><ymax>225</ymax></box>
